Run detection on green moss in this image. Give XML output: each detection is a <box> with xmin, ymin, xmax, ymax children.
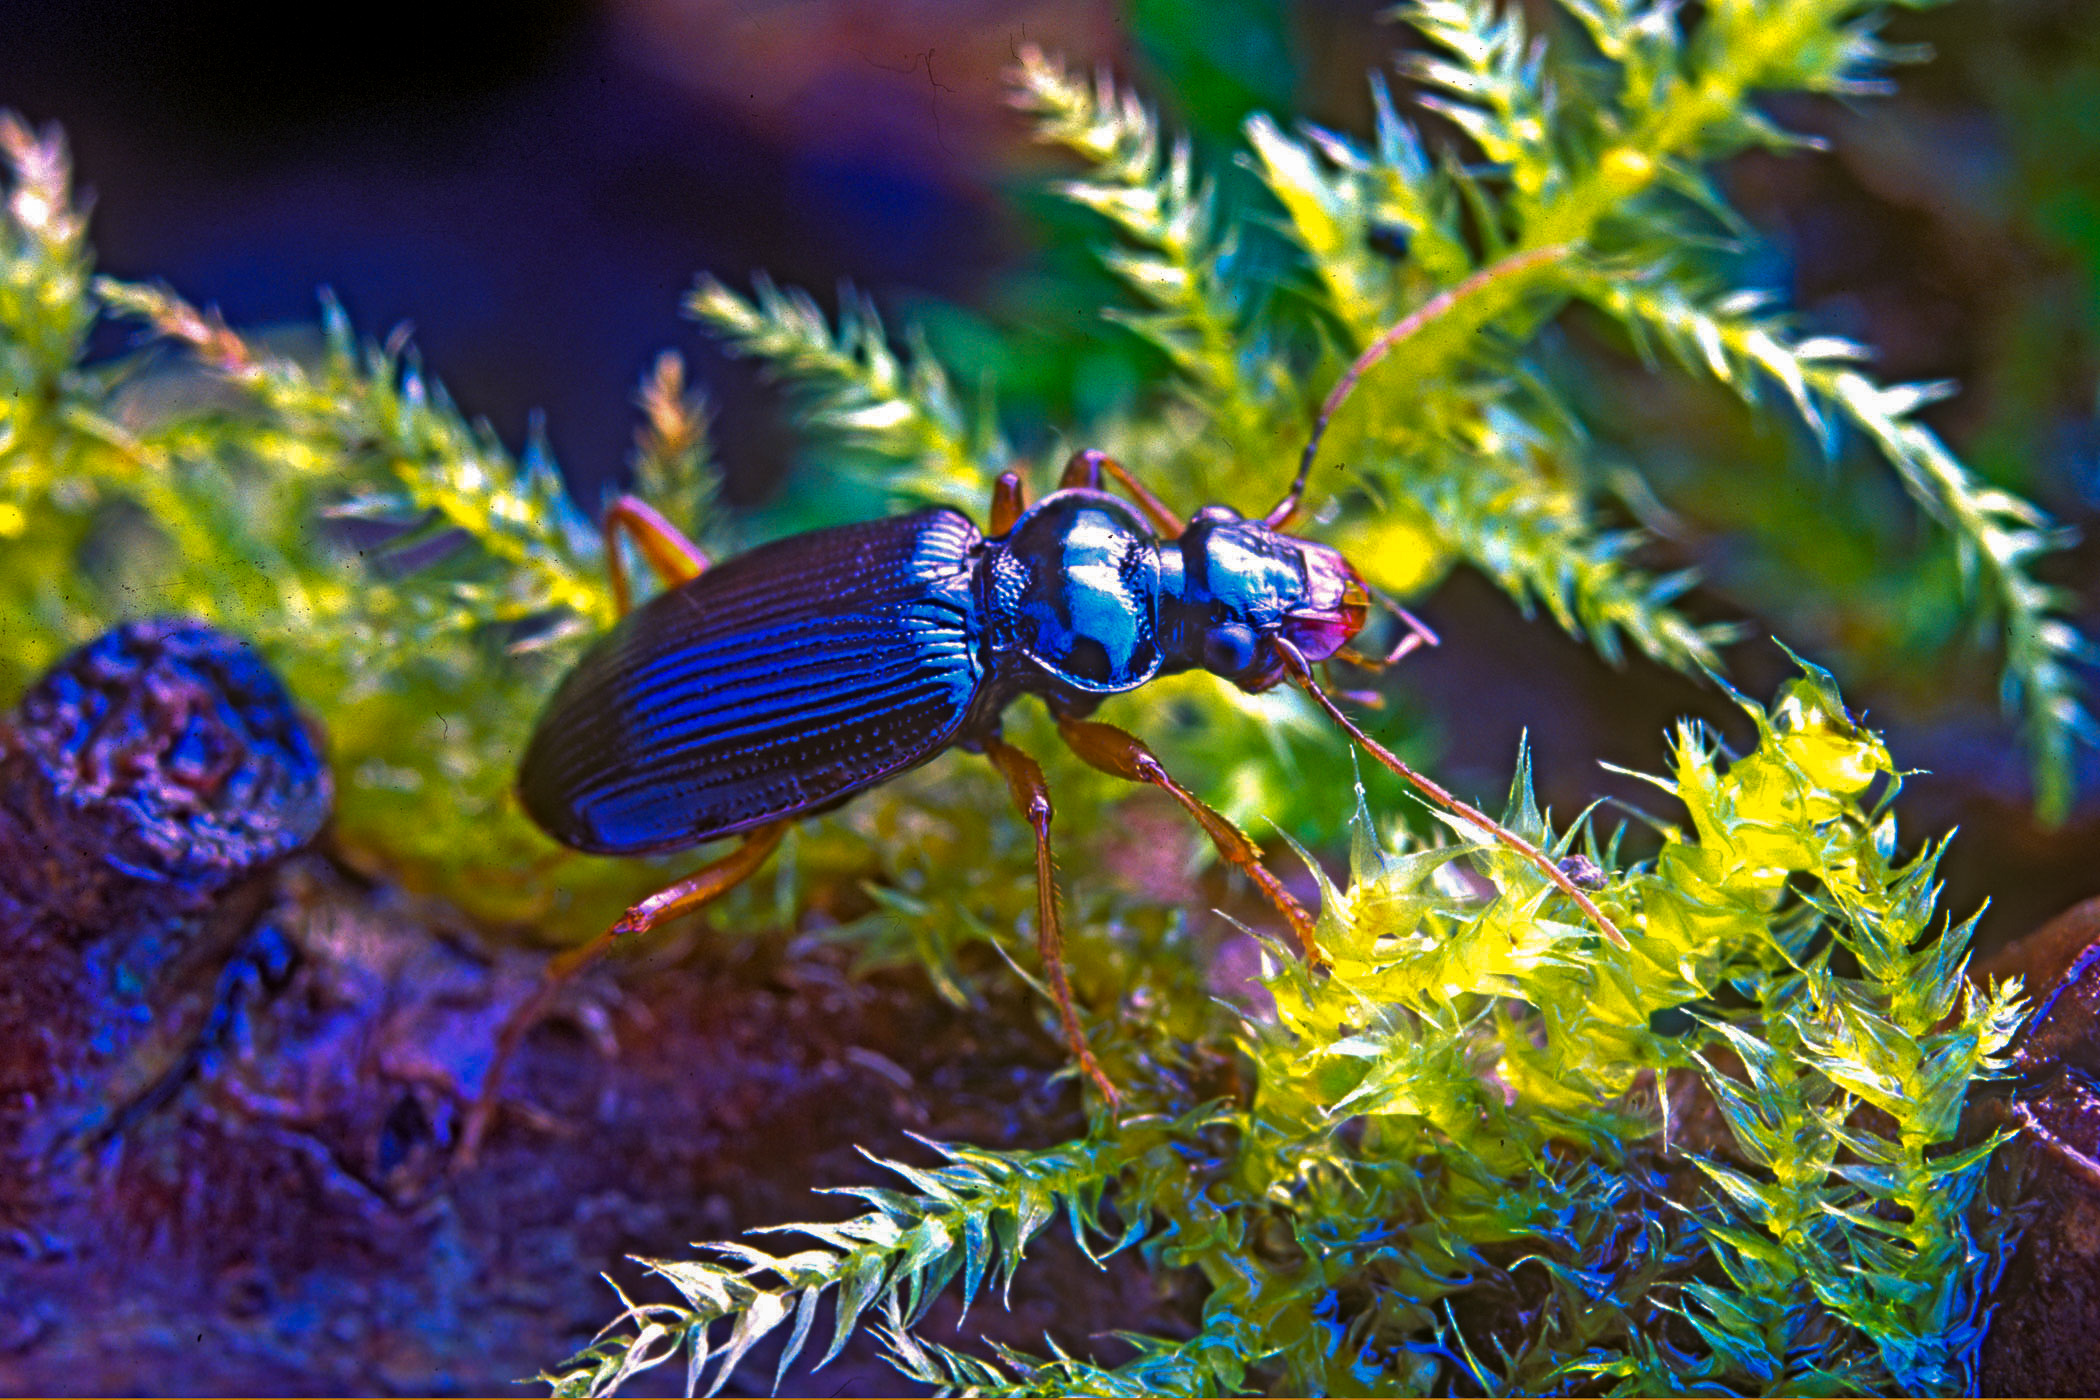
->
<box><xmin>548</xmin><ymin>661</ymin><xmax>2022</xmax><ymax>1397</ymax></box>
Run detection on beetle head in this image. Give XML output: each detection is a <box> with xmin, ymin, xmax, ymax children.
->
<box><xmin>1169</xmin><ymin>506</ymin><xmax>1369</xmax><ymax>692</ymax></box>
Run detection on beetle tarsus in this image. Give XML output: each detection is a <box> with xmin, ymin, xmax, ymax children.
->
<box><xmin>1055</xmin><ymin>715</ymin><xmax>1323</xmax><ymax>966</ymax></box>
<box><xmin>457</xmin><ymin>822</ymin><xmax>788</xmax><ymax>1167</ymax></box>
<box><xmin>982</xmin><ymin>734</ymin><xmax>1121</xmax><ymax>1107</ymax></box>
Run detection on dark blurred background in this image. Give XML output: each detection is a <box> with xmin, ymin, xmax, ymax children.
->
<box><xmin>4</xmin><ymin>0</ymin><xmax>2096</xmax><ymax>954</ymax></box>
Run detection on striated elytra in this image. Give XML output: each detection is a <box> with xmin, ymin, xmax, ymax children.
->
<box><xmin>506</xmin><ymin>452</ymin><xmax>1387</xmax><ymax>1105</ymax></box>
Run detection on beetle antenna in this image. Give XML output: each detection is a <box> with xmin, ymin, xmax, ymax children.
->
<box><xmin>1267</xmin><ymin>244</ymin><xmax>1576</xmax><ymax>532</ymax></box>
<box><xmin>1273</xmin><ymin>637</ymin><xmax>1628</xmax><ymax>948</ymax></box>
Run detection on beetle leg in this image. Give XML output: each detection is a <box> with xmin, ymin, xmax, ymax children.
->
<box><xmin>458</xmin><ymin>822</ymin><xmax>787</xmax><ymax>1165</ymax></box>
<box><xmin>607</xmin><ymin>822</ymin><xmax>788</xmax><ymax>938</ymax></box>
<box><xmin>1059</xmin><ymin>449</ymin><xmax>1183</xmax><ymax>539</ymax></box>
<box><xmin>989</xmin><ymin>470</ymin><xmax>1031</xmax><ymax>536</ymax></box>
<box><xmin>1056</xmin><ymin>716</ymin><xmax>1323</xmax><ymax>966</ymax></box>
<box><xmin>980</xmin><ymin>735</ymin><xmax>1120</xmax><ymax>1107</ymax></box>
<box><xmin>603</xmin><ymin>493</ymin><xmax>710</xmax><ymax>616</ymax></box>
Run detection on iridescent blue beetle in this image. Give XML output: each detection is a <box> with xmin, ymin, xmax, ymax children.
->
<box><xmin>508</xmin><ymin>300</ymin><xmax>1623</xmax><ymax>1108</ymax></box>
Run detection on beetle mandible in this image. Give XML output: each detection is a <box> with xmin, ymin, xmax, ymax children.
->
<box><xmin>498</xmin><ymin>254</ymin><xmax>1622</xmax><ymax>1114</ymax></box>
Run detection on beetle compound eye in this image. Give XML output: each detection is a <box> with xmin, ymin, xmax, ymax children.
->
<box><xmin>1202</xmin><ymin>624</ymin><xmax>1260</xmax><ymax>678</ymax></box>
<box><xmin>1366</xmin><ymin>220</ymin><xmax>1412</xmax><ymax>260</ymax></box>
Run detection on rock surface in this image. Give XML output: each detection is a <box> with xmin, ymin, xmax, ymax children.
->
<box><xmin>1978</xmin><ymin>896</ymin><xmax>2100</xmax><ymax>1397</ymax></box>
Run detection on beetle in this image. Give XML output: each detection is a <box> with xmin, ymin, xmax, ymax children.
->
<box><xmin>493</xmin><ymin>262</ymin><xmax>1622</xmax><ymax>1118</ymax></box>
